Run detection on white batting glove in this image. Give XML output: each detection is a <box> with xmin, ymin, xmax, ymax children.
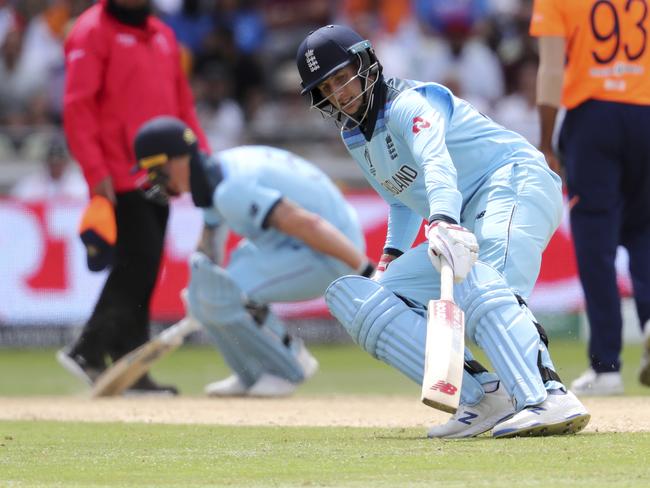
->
<box><xmin>426</xmin><ymin>221</ymin><xmax>479</xmax><ymax>283</ymax></box>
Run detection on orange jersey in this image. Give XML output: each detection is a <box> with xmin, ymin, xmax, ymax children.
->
<box><xmin>530</xmin><ymin>0</ymin><xmax>650</xmax><ymax>109</ymax></box>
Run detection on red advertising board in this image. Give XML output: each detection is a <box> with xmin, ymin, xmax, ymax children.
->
<box><xmin>0</xmin><ymin>193</ymin><xmax>631</xmax><ymax>326</ymax></box>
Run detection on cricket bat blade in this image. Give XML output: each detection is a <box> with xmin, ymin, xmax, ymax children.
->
<box><xmin>420</xmin><ymin>298</ymin><xmax>465</xmax><ymax>414</ymax></box>
<box><xmin>90</xmin><ymin>317</ymin><xmax>200</xmax><ymax>398</ymax></box>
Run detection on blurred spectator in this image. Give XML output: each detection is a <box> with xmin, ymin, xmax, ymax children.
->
<box><xmin>160</xmin><ymin>0</ymin><xmax>213</xmax><ymax>59</ymax></box>
<box><xmin>0</xmin><ymin>0</ymin><xmax>18</xmax><ymax>47</ymax></box>
<box><xmin>491</xmin><ymin>57</ymin><xmax>539</xmax><ymax>146</ymax></box>
<box><xmin>0</xmin><ymin>22</ymin><xmax>48</xmax><ymax>112</ymax></box>
<box><xmin>414</xmin><ymin>0</ymin><xmax>492</xmax><ymax>34</ymax></box>
<box><xmin>198</xmin><ymin>22</ymin><xmax>265</xmax><ymax>122</ymax></box>
<box><xmin>419</xmin><ymin>16</ymin><xmax>505</xmax><ymax>108</ymax></box>
<box><xmin>259</xmin><ymin>0</ymin><xmax>330</xmax><ymax>64</ymax></box>
<box><xmin>10</xmin><ymin>133</ymin><xmax>86</xmax><ymax>201</ymax></box>
<box><xmin>20</xmin><ymin>0</ymin><xmax>70</xmax><ymax>121</ymax></box>
<box><xmin>194</xmin><ymin>61</ymin><xmax>245</xmax><ymax>151</ymax></box>
<box><xmin>215</xmin><ymin>0</ymin><xmax>266</xmax><ymax>56</ymax></box>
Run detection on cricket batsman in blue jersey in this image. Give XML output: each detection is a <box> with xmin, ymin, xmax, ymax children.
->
<box><xmin>296</xmin><ymin>24</ymin><xmax>590</xmax><ymax>438</ymax></box>
<box><xmin>132</xmin><ymin>116</ymin><xmax>374</xmax><ymax>398</ymax></box>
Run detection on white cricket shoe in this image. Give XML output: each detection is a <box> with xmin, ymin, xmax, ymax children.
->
<box><xmin>492</xmin><ymin>389</ymin><xmax>590</xmax><ymax>438</ymax></box>
<box><xmin>247</xmin><ymin>373</ymin><xmax>297</xmax><ymax>397</ymax></box>
<box><xmin>571</xmin><ymin>368</ymin><xmax>624</xmax><ymax>396</ymax></box>
<box><xmin>294</xmin><ymin>338</ymin><xmax>319</xmax><ymax>380</ymax></box>
<box><xmin>639</xmin><ymin>322</ymin><xmax>650</xmax><ymax>387</ymax></box>
<box><xmin>427</xmin><ymin>381</ymin><xmax>516</xmax><ymax>439</ymax></box>
<box><xmin>204</xmin><ymin>374</ymin><xmax>248</xmax><ymax>397</ymax></box>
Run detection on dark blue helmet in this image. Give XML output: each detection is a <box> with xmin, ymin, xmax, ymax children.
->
<box><xmin>296</xmin><ymin>25</ymin><xmax>381</xmax><ymax>128</ymax></box>
<box><xmin>134</xmin><ymin>116</ymin><xmax>221</xmax><ymax>207</ymax></box>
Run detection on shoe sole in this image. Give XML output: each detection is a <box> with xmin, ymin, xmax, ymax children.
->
<box><xmin>493</xmin><ymin>412</ymin><xmax>591</xmax><ymax>438</ymax></box>
<box><xmin>429</xmin><ymin>411</ymin><xmax>516</xmax><ymax>439</ymax></box>
<box><xmin>56</xmin><ymin>350</ymin><xmax>93</xmax><ymax>386</ymax></box>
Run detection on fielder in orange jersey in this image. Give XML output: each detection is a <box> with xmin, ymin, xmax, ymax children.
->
<box><xmin>531</xmin><ymin>0</ymin><xmax>650</xmax><ymax>395</ymax></box>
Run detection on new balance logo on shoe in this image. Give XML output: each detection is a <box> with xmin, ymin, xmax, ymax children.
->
<box><xmin>458</xmin><ymin>411</ymin><xmax>479</xmax><ymax>425</ymax></box>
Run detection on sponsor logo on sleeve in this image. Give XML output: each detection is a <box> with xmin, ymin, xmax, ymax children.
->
<box><xmin>412</xmin><ymin>116</ymin><xmax>431</xmax><ymax>134</ymax></box>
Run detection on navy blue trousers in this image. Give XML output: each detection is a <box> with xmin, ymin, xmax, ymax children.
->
<box><xmin>560</xmin><ymin>99</ymin><xmax>650</xmax><ymax>372</ymax></box>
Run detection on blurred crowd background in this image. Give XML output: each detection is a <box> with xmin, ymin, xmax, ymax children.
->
<box><xmin>0</xmin><ymin>0</ymin><xmax>540</xmax><ymax>196</ymax></box>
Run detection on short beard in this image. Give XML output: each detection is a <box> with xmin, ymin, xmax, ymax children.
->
<box><xmin>106</xmin><ymin>0</ymin><xmax>151</xmax><ymax>26</ymax></box>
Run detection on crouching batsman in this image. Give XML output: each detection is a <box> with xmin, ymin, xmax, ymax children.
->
<box><xmin>133</xmin><ymin>117</ymin><xmax>374</xmax><ymax>397</ymax></box>
<box><xmin>296</xmin><ymin>24</ymin><xmax>590</xmax><ymax>438</ymax></box>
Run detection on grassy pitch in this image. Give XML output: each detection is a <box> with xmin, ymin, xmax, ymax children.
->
<box><xmin>1</xmin><ymin>341</ymin><xmax>649</xmax><ymax>487</ymax></box>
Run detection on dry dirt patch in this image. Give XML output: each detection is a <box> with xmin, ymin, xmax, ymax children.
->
<box><xmin>0</xmin><ymin>396</ymin><xmax>648</xmax><ymax>433</ymax></box>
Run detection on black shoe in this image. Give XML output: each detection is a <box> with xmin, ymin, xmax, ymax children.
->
<box><xmin>56</xmin><ymin>348</ymin><xmax>106</xmax><ymax>385</ymax></box>
<box><xmin>124</xmin><ymin>374</ymin><xmax>179</xmax><ymax>396</ymax></box>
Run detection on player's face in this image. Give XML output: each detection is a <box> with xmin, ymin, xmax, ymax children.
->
<box><xmin>166</xmin><ymin>155</ymin><xmax>191</xmax><ymax>196</ymax></box>
<box><xmin>317</xmin><ymin>64</ymin><xmax>364</xmax><ymax>116</ymax></box>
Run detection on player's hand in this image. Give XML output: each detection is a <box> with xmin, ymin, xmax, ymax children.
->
<box><xmin>426</xmin><ymin>221</ymin><xmax>478</xmax><ymax>283</ymax></box>
<box><xmin>371</xmin><ymin>253</ymin><xmax>397</xmax><ymax>281</ymax></box>
<box><xmin>540</xmin><ymin>144</ymin><xmax>565</xmax><ymax>183</ymax></box>
<box><xmin>92</xmin><ymin>176</ymin><xmax>116</xmax><ymax>204</ymax></box>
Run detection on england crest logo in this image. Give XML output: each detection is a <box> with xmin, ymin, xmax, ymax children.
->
<box><xmin>305</xmin><ymin>49</ymin><xmax>320</xmax><ymax>72</ymax></box>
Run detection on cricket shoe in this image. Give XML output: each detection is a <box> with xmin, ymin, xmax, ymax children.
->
<box><xmin>204</xmin><ymin>375</ymin><xmax>248</xmax><ymax>397</ymax></box>
<box><xmin>247</xmin><ymin>373</ymin><xmax>297</xmax><ymax>397</ymax></box>
<box><xmin>124</xmin><ymin>374</ymin><xmax>179</xmax><ymax>396</ymax></box>
<box><xmin>205</xmin><ymin>373</ymin><xmax>297</xmax><ymax>397</ymax></box>
<box><xmin>492</xmin><ymin>389</ymin><xmax>590</xmax><ymax>438</ymax></box>
<box><xmin>56</xmin><ymin>348</ymin><xmax>105</xmax><ymax>385</ymax></box>
<box><xmin>293</xmin><ymin>338</ymin><xmax>319</xmax><ymax>380</ymax></box>
<box><xmin>427</xmin><ymin>381</ymin><xmax>515</xmax><ymax>439</ymax></box>
<box><xmin>639</xmin><ymin>321</ymin><xmax>650</xmax><ymax>387</ymax></box>
<box><xmin>571</xmin><ymin>368</ymin><xmax>624</xmax><ymax>396</ymax></box>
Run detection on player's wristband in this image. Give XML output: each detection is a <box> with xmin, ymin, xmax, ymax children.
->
<box><xmin>359</xmin><ymin>261</ymin><xmax>376</xmax><ymax>278</ymax></box>
<box><xmin>356</xmin><ymin>258</ymin><xmax>376</xmax><ymax>278</ymax></box>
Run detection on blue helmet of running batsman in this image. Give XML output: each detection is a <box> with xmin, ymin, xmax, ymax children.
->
<box><xmin>296</xmin><ymin>24</ymin><xmax>381</xmax><ymax>129</ymax></box>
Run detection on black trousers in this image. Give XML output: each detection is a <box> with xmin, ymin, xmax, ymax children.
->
<box><xmin>560</xmin><ymin>99</ymin><xmax>650</xmax><ymax>372</ymax></box>
<box><xmin>73</xmin><ymin>191</ymin><xmax>169</xmax><ymax>364</ymax></box>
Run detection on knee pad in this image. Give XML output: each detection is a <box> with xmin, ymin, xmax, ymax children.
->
<box><xmin>326</xmin><ymin>275</ymin><xmax>487</xmax><ymax>406</ymax></box>
<box><xmin>187</xmin><ymin>252</ymin><xmax>305</xmax><ymax>385</ymax></box>
<box><xmin>456</xmin><ymin>262</ymin><xmax>550</xmax><ymax>409</ymax></box>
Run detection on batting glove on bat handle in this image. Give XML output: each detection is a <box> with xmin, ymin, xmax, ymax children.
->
<box><xmin>425</xmin><ymin>221</ymin><xmax>479</xmax><ymax>283</ymax></box>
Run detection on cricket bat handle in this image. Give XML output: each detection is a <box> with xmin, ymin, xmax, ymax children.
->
<box><xmin>439</xmin><ymin>257</ymin><xmax>454</xmax><ymax>302</ymax></box>
<box><xmin>159</xmin><ymin>317</ymin><xmax>201</xmax><ymax>345</ymax></box>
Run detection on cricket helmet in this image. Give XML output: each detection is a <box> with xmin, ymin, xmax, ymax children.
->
<box><xmin>133</xmin><ymin>116</ymin><xmax>199</xmax><ymax>205</ymax></box>
<box><xmin>296</xmin><ymin>24</ymin><xmax>381</xmax><ymax>128</ymax></box>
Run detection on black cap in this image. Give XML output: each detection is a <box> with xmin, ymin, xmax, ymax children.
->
<box><xmin>134</xmin><ymin>116</ymin><xmax>198</xmax><ymax>171</ymax></box>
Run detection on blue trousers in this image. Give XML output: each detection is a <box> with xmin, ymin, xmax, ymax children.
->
<box><xmin>560</xmin><ymin>99</ymin><xmax>650</xmax><ymax>372</ymax></box>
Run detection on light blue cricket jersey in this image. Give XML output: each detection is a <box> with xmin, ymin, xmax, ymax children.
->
<box><xmin>203</xmin><ymin>146</ymin><xmax>359</xmax><ymax>244</ymax></box>
<box><xmin>341</xmin><ymin>78</ymin><xmax>551</xmax><ymax>252</ymax></box>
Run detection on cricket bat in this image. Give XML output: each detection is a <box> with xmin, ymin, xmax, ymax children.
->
<box><xmin>421</xmin><ymin>257</ymin><xmax>464</xmax><ymax>414</ymax></box>
<box><xmin>91</xmin><ymin>317</ymin><xmax>200</xmax><ymax>398</ymax></box>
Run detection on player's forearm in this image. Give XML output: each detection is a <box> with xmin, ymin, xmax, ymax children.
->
<box><xmin>538</xmin><ymin>105</ymin><xmax>558</xmax><ymax>152</ymax></box>
<box><xmin>197</xmin><ymin>224</ymin><xmax>228</xmax><ymax>265</ymax></box>
<box><xmin>536</xmin><ymin>36</ymin><xmax>565</xmax><ymax>150</ymax></box>
<box><xmin>291</xmin><ymin>214</ymin><xmax>367</xmax><ymax>270</ymax></box>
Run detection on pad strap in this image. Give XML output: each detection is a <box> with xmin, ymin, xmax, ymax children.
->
<box><xmin>464</xmin><ymin>359</ymin><xmax>488</xmax><ymax>375</ymax></box>
<box><xmin>515</xmin><ymin>294</ymin><xmax>562</xmax><ymax>384</ymax></box>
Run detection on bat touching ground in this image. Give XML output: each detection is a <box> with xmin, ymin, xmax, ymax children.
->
<box><xmin>421</xmin><ymin>257</ymin><xmax>465</xmax><ymax>414</ymax></box>
<box><xmin>91</xmin><ymin>317</ymin><xmax>200</xmax><ymax>398</ymax></box>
